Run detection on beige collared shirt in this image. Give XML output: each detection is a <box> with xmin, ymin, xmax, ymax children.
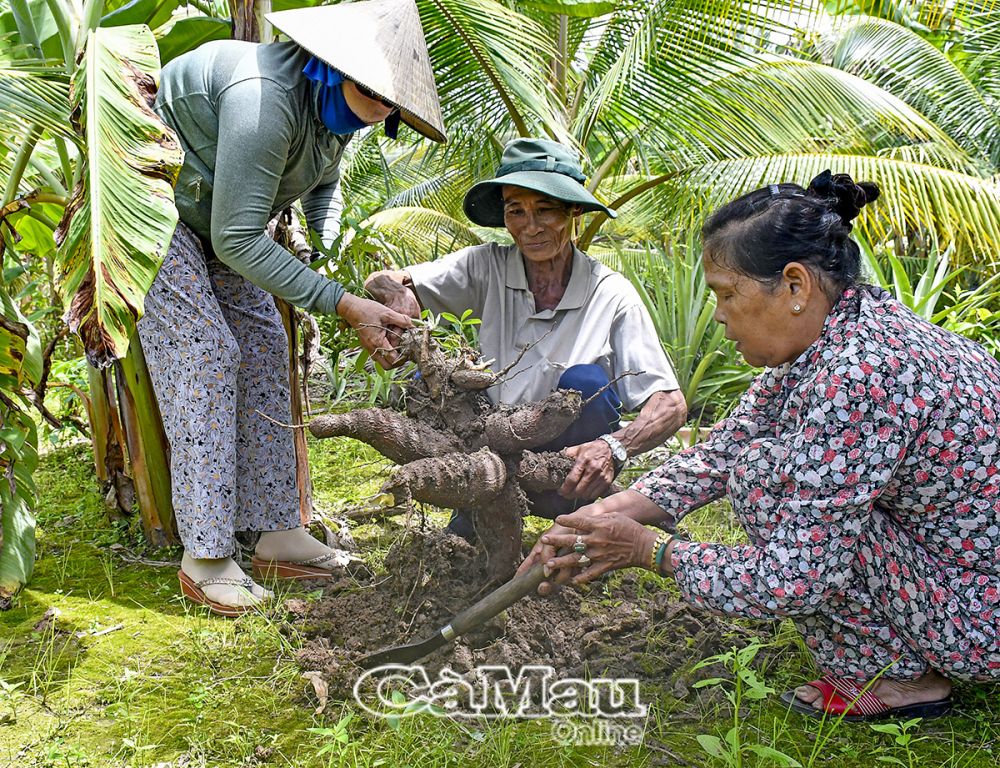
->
<box><xmin>407</xmin><ymin>243</ymin><xmax>679</xmax><ymax>408</ymax></box>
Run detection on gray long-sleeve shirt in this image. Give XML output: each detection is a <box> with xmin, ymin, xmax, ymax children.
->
<box><xmin>154</xmin><ymin>40</ymin><xmax>348</xmax><ymax>314</ymax></box>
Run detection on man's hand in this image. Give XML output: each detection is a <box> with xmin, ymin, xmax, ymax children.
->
<box><xmin>559</xmin><ymin>439</ymin><xmax>616</xmax><ymax>501</ymax></box>
<box><xmin>366</xmin><ymin>274</ymin><xmax>421</xmax><ymax>318</ymax></box>
<box><xmin>335</xmin><ymin>292</ymin><xmax>413</xmax><ymax>368</ymax></box>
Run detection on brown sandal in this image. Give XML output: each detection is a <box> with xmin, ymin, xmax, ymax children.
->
<box><xmin>178</xmin><ymin>570</ymin><xmax>261</xmax><ymax>617</ymax></box>
<box><xmin>250</xmin><ymin>553</ymin><xmax>345</xmax><ymax>581</ymax></box>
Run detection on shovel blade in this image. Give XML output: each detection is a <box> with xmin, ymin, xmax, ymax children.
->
<box><xmin>358</xmin><ymin>632</ymin><xmax>447</xmax><ymax>669</ymax></box>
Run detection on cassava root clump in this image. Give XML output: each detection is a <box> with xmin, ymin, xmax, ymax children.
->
<box><xmin>308</xmin><ymin>327</ymin><xmax>585</xmax><ymax>580</ymax></box>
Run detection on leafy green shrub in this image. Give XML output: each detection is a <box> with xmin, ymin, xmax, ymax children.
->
<box><xmin>860</xmin><ymin>238</ymin><xmax>1000</xmax><ymax>358</ymax></box>
<box><xmin>619</xmin><ymin>240</ymin><xmax>756</xmax><ymax>422</ymax></box>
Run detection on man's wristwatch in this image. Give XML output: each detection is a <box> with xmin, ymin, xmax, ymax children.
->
<box><xmin>598</xmin><ymin>434</ymin><xmax>628</xmax><ymax>474</ymax></box>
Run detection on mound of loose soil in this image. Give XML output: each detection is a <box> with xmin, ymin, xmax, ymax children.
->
<box><xmin>289</xmin><ymin>529</ymin><xmax>749</xmax><ymax>700</ymax></box>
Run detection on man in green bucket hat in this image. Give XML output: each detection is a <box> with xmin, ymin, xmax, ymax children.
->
<box><xmin>367</xmin><ymin>138</ymin><xmax>687</xmax><ymax>539</ymax></box>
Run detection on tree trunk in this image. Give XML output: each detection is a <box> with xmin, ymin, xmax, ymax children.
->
<box><xmin>278</xmin><ymin>298</ymin><xmax>314</xmax><ymax>525</ymax></box>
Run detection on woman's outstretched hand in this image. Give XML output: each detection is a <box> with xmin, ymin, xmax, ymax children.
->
<box><xmin>544</xmin><ymin>508</ymin><xmax>658</xmax><ymax>586</ymax></box>
<box><xmin>517</xmin><ymin>502</ymin><xmax>660</xmax><ymax>594</ymax></box>
<box><xmin>336</xmin><ymin>292</ymin><xmax>413</xmax><ymax>368</ymax></box>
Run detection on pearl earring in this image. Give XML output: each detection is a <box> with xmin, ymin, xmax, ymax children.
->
<box><xmin>792</xmin><ymin>304</ymin><xmax>802</xmax><ymax>313</ymax></box>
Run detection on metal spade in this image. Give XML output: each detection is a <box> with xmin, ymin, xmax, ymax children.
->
<box><xmin>358</xmin><ymin>562</ymin><xmax>548</xmax><ymax>668</ymax></box>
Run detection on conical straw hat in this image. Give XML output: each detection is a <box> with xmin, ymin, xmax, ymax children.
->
<box><xmin>266</xmin><ymin>0</ymin><xmax>446</xmax><ymax>143</ymax></box>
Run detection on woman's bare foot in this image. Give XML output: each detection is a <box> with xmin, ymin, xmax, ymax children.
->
<box><xmin>181</xmin><ymin>552</ymin><xmax>271</xmax><ymax>607</ymax></box>
<box><xmin>255</xmin><ymin>527</ymin><xmax>353</xmax><ymax>572</ymax></box>
<box><xmin>794</xmin><ymin>668</ymin><xmax>952</xmax><ymax>710</ymax></box>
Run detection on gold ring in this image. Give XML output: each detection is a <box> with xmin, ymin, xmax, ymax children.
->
<box><xmin>578</xmin><ymin>554</ymin><xmax>591</xmax><ymax>567</ymax></box>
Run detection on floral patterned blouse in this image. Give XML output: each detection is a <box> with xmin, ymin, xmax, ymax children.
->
<box><xmin>632</xmin><ymin>285</ymin><xmax>1000</xmax><ymax>627</ymax></box>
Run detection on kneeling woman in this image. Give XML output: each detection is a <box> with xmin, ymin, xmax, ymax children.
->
<box><xmin>520</xmin><ymin>172</ymin><xmax>1000</xmax><ymax>720</ymax></box>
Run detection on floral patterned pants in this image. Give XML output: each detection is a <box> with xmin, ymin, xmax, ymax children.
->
<box><xmin>137</xmin><ymin>222</ymin><xmax>300</xmax><ymax>558</ymax></box>
<box><xmin>737</xmin><ymin>493</ymin><xmax>1000</xmax><ymax>682</ymax></box>
<box><xmin>779</xmin><ymin>505</ymin><xmax>1000</xmax><ymax>683</ymax></box>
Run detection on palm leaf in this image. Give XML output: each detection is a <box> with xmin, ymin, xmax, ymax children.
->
<box><xmin>357</xmin><ymin>205</ymin><xmax>482</xmax><ymax>266</ymax></box>
<box><xmin>644</xmin><ymin>153</ymin><xmax>1000</xmax><ymax>258</ymax></box>
<box><xmin>579</xmin><ymin>53</ymin><xmax>990</xmax><ymax>245</ymax></box>
<box><xmin>419</xmin><ymin>0</ymin><xmax>560</xmax><ymax>140</ymax></box>
<box><xmin>823</xmin><ymin>15</ymin><xmax>1000</xmax><ymax>167</ymax></box>
<box><xmin>56</xmin><ymin>25</ymin><xmax>182</xmax><ymax>368</ymax></box>
<box><xmin>601</xmin><ymin>56</ymin><xmax>970</xmax><ymax>171</ymax></box>
<box><xmin>571</xmin><ymin>0</ymin><xmax>823</xmax><ymax>149</ymax></box>
<box><xmin>958</xmin><ymin>0</ymin><xmax>1000</xmax><ymax>102</ymax></box>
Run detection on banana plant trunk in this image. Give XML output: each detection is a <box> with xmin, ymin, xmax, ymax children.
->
<box><xmin>87</xmin><ymin>363</ymin><xmax>139</xmax><ymax>523</ymax></box>
<box><xmin>115</xmin><ymin>337</ymin><xmax>175</xmax><ymax>546</ymax></box>
<box><xmin>86</xmin><ymin>338</ymin><xmax>176</xmax><ymax>544</ymax></box>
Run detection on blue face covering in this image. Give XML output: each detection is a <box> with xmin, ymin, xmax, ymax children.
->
<box><xmin>302</xmin><ymin>57</ymin><xmax>368</xmax><ymax>135</ymax></box>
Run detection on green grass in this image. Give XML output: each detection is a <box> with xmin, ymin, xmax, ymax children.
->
<box><xmin>1</xmin><ymin>442</ymin><xmax>997</xmax><ymax>767</ymax></box>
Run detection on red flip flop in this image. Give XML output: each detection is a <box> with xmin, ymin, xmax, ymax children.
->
<box><xmin>781</xmin><ymin>674</ymin><xmax>952</xmax><ymax>722</ymax></box>
<box><xmin>178</xmin><ymin>570</ymin><xmax>260</xmax><ymax>617</ymax></box>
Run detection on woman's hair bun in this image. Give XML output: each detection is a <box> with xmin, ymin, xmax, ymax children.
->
<box><xmin>807</xmin><ymin>169</ymin><xmax>880</xmax><ymax>226</ymax></box>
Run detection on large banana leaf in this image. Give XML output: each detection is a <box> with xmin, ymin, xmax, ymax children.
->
<box><xmin>0</xmin><ymin>287</ymin><xmax>41</xmax><ymax>608</ymax></box>
<box><xmin>102</xmin><ymin>0</ymin><xmax>181</xmax><ymax>28</ymax></box>
<box><xmin>156</xmin><ymin>16</ymin><xmax>232</xmax><ymax>65</ymax></box>
<box><xmin>56</xmin><ymin>24</ymin><xmax>182</xmax><ymax>368</ymax></box>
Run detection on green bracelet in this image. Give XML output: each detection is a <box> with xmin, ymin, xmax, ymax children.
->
<box><xmin>654</xmin><ymin>535</ymin><xmax>673</xmax><ymax>573</ymax></box>
<box><xmin>650</xmin><ymin>532</ymin><xmax>671</xmax><ymax>572</ymax></box>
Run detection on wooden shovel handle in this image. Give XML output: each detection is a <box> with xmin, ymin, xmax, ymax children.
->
<box><xmin>446</xmin><ymin>562</ymin><xmax>548</xmax><ymax>638</ymax></box>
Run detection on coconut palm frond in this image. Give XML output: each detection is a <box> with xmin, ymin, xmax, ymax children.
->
<box><xmin>571</xmin><ymin>0</ymin><xmax>826</xmax><ymax>147</ymax></box>
<box><xmin>419</xmin><ymin>0</ymin><xmax>561</xmax><ymax>140</ymax></box>
<box><xmin>643</xmin><ymin>154</ymin><xmax>1000</xmax><ymax>258</ymax></box>
<box><xmin>822</xmin><ymin>15</ymin><xmax>1000</xmax><ymax>167</ymax></box>
<box><xmin>359</xmin><ymin>206</ymin><xmax>482</xmax><ymax>266</ymax></box>
<box><xmin>341</xmin><ymin>132</ymin><xmax>395</xmax><ymax>211</ymax></box>
<box><xmin>959</xmin><ymin>0</ymin><xmax>1000</xmax><ymax>102</ymax></box>
<box><xmin>383</xmin><ymin>168</ymin><xmax>474</xmax><ymax>215</ymax></box>
<box><xmin>594</xmin><ymin>56</ymin><xmax>973</xmax><ymax>173</ymax></box>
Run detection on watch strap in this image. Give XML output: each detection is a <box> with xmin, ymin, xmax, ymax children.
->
<box><xmin>598</xmin><ymin>434</ymin><xmax>627</xmax><ymax>471</ymax></box>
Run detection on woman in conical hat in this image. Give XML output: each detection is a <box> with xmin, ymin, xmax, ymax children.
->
<box><xmin>138</xmin><ymin>0</ymin><xmax>445</xmax><ymax>615</ymax></box>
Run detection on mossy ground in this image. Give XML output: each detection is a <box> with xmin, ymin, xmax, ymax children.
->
<box><xmin>1</xmin><ymin>440</ymin><xmax>998</xmax><ymax>767</ymax></box>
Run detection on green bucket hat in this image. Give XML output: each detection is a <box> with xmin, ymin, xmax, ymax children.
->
<box><xmin>463</xmin><ymin>138</ymin><xmax>617</xmax><ymax>227</ymax></box>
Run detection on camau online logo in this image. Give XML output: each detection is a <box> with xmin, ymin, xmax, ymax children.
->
<box><xmin>353</xmin><ymin>664</ymin><xmax>648</xmax><ymax>746</ymax></box>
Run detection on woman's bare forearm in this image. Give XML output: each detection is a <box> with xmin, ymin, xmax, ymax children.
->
<box><xmin>590</xmin><ymin>489</ymin><xmax>671</xmax><ymax>527</ymax></box>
